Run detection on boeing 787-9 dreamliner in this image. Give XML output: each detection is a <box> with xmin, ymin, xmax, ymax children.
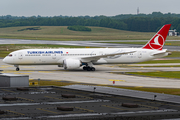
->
<box><xmin>3</xmin><ymin>24</ymin><xmax>171</xmax><ymax>71</ymax></box>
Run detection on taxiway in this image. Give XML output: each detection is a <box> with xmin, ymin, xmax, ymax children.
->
<box><xmin>1</xmin><ymin>59</ymin><xmax>180</xmax><ymax>88</ymax></box>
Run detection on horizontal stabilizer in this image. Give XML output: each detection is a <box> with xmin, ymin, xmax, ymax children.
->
<box><xmin>151</xmin><ymin>49</ymin><xmax>167</xmax><ymax>56</ymax></box>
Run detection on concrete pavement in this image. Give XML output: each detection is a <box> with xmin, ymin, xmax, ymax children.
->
<box><xmin>1</xmin><ymin>59</ymin><xmax>180</xmax><ymax>88</ymax></box>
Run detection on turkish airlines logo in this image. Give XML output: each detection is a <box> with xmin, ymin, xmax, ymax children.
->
<box><xmin>149</xmin><ymin>34</ymin><xmax>164</xmax><ymax>50</ymax></box>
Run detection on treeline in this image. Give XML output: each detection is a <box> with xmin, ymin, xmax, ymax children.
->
<box><xmin>0</xmin><ymin>17</ymin><xmax>127</xmax><ymax>31</ymax></box>
<box><xmin>67</xmin><ymin>26</ymin><xmax>91</xmax><ymax>31</ymax></box>
<box><xmin>0</xmin><ymin>12</ymin><xmax>180</xmax><ymax>32</ymax></box>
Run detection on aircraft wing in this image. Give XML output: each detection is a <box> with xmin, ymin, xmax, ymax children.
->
<box><xmin>81</xmin><ymin>50</ymin><xmax>136</xmax><ymax>62</ymax></box>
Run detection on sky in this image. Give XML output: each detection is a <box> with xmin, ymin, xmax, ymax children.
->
<box><xmin>0</xmin><ymin>0</ymin><xmax>179</xmax><ymax>17</ymax></box>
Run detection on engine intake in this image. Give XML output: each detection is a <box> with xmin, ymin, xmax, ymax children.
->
<box><xmin>63</xmin><ymin>59</ymin><xmax>81</xmax><ymax>69</ymax></box>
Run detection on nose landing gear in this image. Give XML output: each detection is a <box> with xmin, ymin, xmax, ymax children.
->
<box><xmin>16</xmin><ymin>67</ymin><xmax>20</xmax><ymax>71</ymax></box>
<box><xmin>14</xmin><ymin>65</ymin><xmax>20</xmax><ymax>71</ymax></box>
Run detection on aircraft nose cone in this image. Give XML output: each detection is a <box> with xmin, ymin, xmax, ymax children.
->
<box><xmin>3</xmin><ymin>57</ymin><xmax>7</xmax><ymax>63</ymax></box>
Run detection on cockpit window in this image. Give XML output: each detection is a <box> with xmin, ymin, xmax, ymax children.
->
<box><xmin>8</xmin><ymin>54</ymin><xmax>12</xmax><ymax>57</ymax></box>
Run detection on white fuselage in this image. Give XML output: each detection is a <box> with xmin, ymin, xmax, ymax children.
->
<box><xmin>3</xmin><ymin>48</ymin><xmax>168</xmax><ymax>66</ymax></box>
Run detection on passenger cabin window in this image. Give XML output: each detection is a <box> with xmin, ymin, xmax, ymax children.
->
<box><xmin>8</xmin><ymin>54</ymin><xmax>12</xmax><ymax>57</ymax></box>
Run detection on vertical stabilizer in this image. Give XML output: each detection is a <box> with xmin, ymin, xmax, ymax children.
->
<box><xmin>142</xmin><ymin>24</ymin><xmax>171</xmax><ymax>50</ymax></box>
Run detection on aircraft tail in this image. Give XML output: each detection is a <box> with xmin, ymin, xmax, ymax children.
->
<box><xmin>142</xmin><ymin>24</ymin><xmax>171</xmax><ymax>50</ymax></box>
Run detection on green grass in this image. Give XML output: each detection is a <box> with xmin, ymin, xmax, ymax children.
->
<box><xmin>138</xmin><ymin>59</ymin><xmax>180</xmax><ymax>64</ymax></box>
<box><xmin>112</xmin><ymin>86</ymin><xmax>180</xmax><ymax>95</ymax></box>
<box><xmin>165</xmin><ymin>41</ymin><xmax>180</xmax><ymax>46</ymax></box>
<box><xmin>111</xmin><ymin>71</ymin><xmax>180</xmax><ymax>95</ymax></box>
<box><xmin>29</xmin><ymin>79</ymin><xmax>180</xmax><ymax>95</ymax></box>
<box><xmin>128</xmin><ymin>65</ymin><xmax>180</xmax><ymax>67</ymax></box>
<box><xmin>29</xmin><ymin>80</ymin><xmax>74</xmax><ymax>87</ymax></box>
<box><xmin>100</xmin><ymin>41</ymin><xmax>147</xmax><ymax>45</ymax></box>
<box><xmin>126</xmin><ymin>71</ymin><xmax>180</xmax><ymax>79</ymax></box>
<box><xmin>0</xmin><ymin>26</ymin><xmax>179</xmax><ymax>40</ymax></box>
<box><xmin>100</xmin><ymin>41</ymin><xmax>180</xmax><ymax>46</ymax></box>
<box><xmin>165</xmin><ymin>51</ymin><xmax>180</xmax><ymax>58</ymax></box>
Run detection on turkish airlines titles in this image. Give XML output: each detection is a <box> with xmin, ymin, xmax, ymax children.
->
<box><xmin>27</xmin><ymin>51</ymin><xmax>63</xmax><ymax>54</ymax></box>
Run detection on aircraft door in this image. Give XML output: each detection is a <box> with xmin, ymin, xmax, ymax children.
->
<box><xmin>138</xmin><ymin>51</ymin><xmax>142</xmax><ymax>58</ymax></box>
<box><xmin>18</xmin><ymin>52</ymin><xmax>23</xmax><ymax>59</ymax></box>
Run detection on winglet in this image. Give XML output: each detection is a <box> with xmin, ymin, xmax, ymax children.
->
<box><xmin>142</xmin><ymin>24</ymin><xmax>171</xmax><ymax>50</ymax></box>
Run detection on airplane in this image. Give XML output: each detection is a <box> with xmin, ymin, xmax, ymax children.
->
<box><xmin>3</xmin><ymin>24</ymin><xmax>171</xmax><ymax>71</ymax></box>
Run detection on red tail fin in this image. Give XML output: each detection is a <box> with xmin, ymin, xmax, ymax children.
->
<box><xmin>142</xmin><ymin>24</ymin><xmax>171</xmax><ymax>50</ymax></box>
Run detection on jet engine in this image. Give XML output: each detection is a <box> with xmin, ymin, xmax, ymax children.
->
<box><xmin>63</xmin><ymin>59</ymin><xmax>82</xmax><ymax>69</ymax></box>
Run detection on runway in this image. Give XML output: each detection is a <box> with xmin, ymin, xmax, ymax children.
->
<box><xmin>1</xmin><ymin>59</ymin><xmax>180</xmax><ymax>88</ymax></box>
<box><xmin>0</xmin><ymin>38</ymin><xmax>180</xmax><ymax>51</ymax></box>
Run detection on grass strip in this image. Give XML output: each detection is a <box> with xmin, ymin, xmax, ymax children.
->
<box><xmin>29</xmin><ymin>80</ymin><xmax>180</xmax><ymax>96</ymax></box>
<box><xmin>29</xmin><ymin>80</ymin><xmax>74</xmax><ymax>87</ymax></box>
<box><xmin>138</xmin><ymin>59</ymin><xmax>180</xmax><ymax>64</ymax></box>
<box><xmin>110</xmin><ymin>86</ymin><xmax>180</xmax><ymax>96</ymax></box>
<box><xmin>125</xmin><ymin>71</ymin><xmax>180</xmax><ymax>79</ymax></box>
<box><xmin>128</xmin><ymin>65</ymin><xmax>180</xmax><ymax>67</ymax></box>
<box><xmin>100</xmin><ymin>41</ymin><xmax>180</xmax><ymax>46</ymax></box>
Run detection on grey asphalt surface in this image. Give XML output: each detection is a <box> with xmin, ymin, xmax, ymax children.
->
<box><xmin>1</xmin><ymin>59</ymin><xmax>180</xmax><ymax>88</ymax></box>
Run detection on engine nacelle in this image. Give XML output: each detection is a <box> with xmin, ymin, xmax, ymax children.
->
<box><xmin>63</xmin><ymin>59</ymin><xmax>81</xmax><ymax>69</ymax></box>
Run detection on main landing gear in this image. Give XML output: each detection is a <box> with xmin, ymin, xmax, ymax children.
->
<box><xmin>83</xmin><ymin>66</ymin><xmax>96</xmax><ymax>71</ymax></box>
<box><xmin>83</xmin><ymin>62</ymin><xmax>96</xmax><ymax>71</ymax></box>
<box><xmin>14</xmin><ymin>65</ymin><xmax>20</xmax><ymax>71</ymax></box>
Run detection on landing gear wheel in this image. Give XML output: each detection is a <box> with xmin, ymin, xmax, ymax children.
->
<box><xmin>16</xmin><ymin>67</ymin><xmax>20</xmax><ymax>71</ymax></box>
<box><xmin>83</xmin><ymin>65</ymin><xmax>96</xmax><ymax>71</ymax></box>
<box><xmin>83</xmin><ymin>66</ymin><xmax>95</xmax><ymax>71</ymax></box>
<box><xmin>87</xmin><ymin>67</ymin><xmax>91</xmax><ymax>71</ymax></box>
<box><xmin>83</xmin><ymin>66</ymin><xmax>87</xmax><ymax>71</ymax></box>
<box><xmin>91</xmin><ymin>67</ymin><xmax>95</xmax><ymax>71</ymax></box>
